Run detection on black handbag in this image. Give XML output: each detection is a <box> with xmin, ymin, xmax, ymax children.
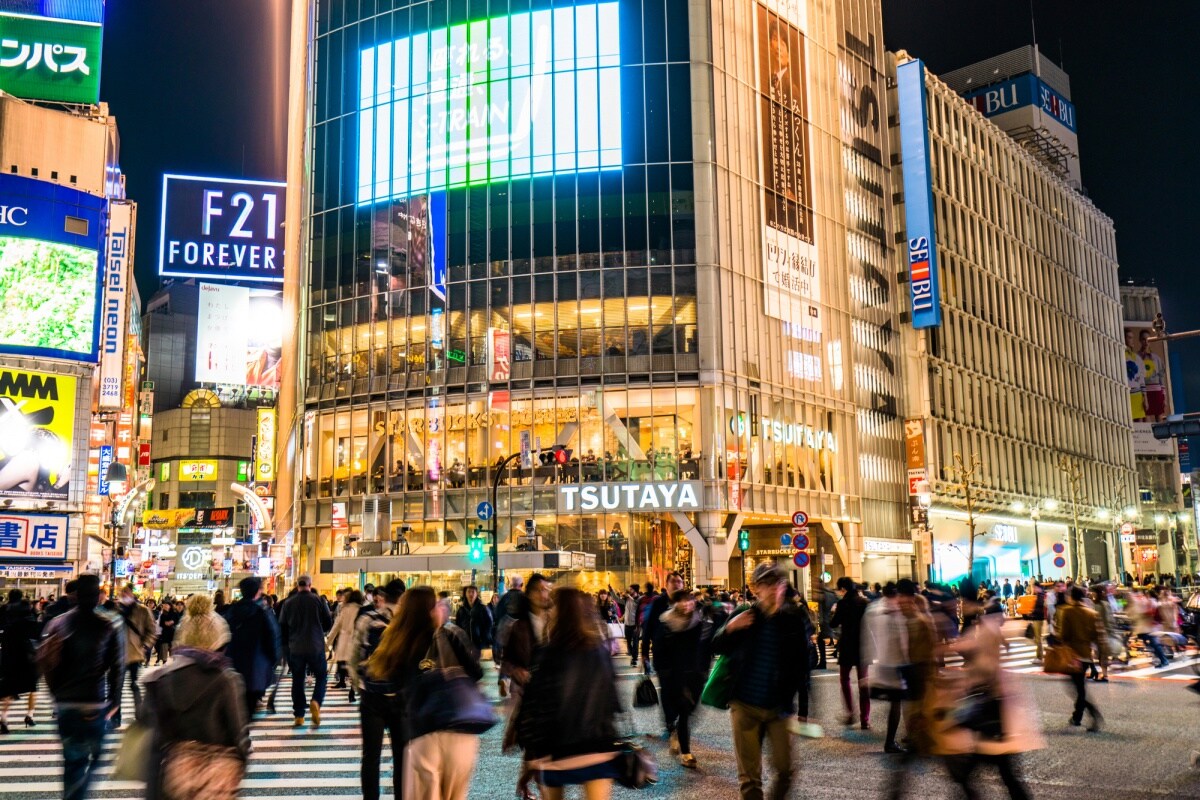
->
<box><xmin>1023</xmin><ymin>623</ymin><xmax>1035</xmax><ymax>639</ymax></box>
<box><xmin>633</xmin><ymin>676</ymin><xmax>659</xmax><ymax>708</ymax></box>
<box><xmin>407</xmin><ymin>634</ymin><xmax>498</xmax><ymax>739</ymax></box>
<box><xmin>615</xmin><ymin>739</ymin><xmax>658</xmax><ymax>789</ymax></box>
<box><xmin>952</xmin><ymin>687</ymin><xmax>1004</xmax><ymax>740</ymax></box>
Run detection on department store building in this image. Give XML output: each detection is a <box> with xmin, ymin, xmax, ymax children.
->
<box><xmin>284</xmin><ymin>0</ymin><xmax>911</xmax><ymax>592</ymax></box>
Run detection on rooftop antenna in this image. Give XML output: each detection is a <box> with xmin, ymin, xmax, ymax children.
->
<box><xmin>1029</xmin><ymin>0</ymin><xmax>1038</xmax><ymax>48</ymax></box>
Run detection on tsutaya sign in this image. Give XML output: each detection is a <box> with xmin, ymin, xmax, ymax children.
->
<box><xmin>728</xmin><ymin>414</ymin><xmax>836</xmax><ymax>451</ymax></box>
<box><xmin>558</xmin><ymin>482</ymin><xmax>702</xmax><ymax>514</ymax></box>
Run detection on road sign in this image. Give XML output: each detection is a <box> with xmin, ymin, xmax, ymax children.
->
<box><xmin>1052</xmin><ymin>556</ymin><xmax>1066</xmax><ymax>569</ymax></box>
<box><xmin>793</xmin><ymin>552</ymin><xmax>810</xmax><ymax>568</ymax></box>
<box><xmin>780</xmin><ymin>534</ymin><xmax>792</xmax><ymax>547</ymax></box>
<box><xmin>1119</xmin><ymin>522</ymin><xmax>1135</xmax><ymax>536</ymax></box>
<box><xmin>823</xmin><ymin>553</ymin><xmax>833</xmax><ymax>565</ymax></box>
<box><xmin>791</xmin><ymin>511</ymin><xmax>809</xmax><ymax>527</ymax></box>
<box><xmin>476</xmin><ymin>502</ymin><xmax>494</xmax><ymax>521</ymax></box>
<box><xmin>1052</xmin><ymin>542</ymin><xmax>1065</xmax><ymax>555</ymax></box>
<box><xmin>792</xmin><ymin>533</ymin><xmax>810</xmax><ymax>551</ymax></box>
<box><xmin>1120</xmin><ymin>533</ymin><xmax>1136</xmax><ymax>544</ymax></box>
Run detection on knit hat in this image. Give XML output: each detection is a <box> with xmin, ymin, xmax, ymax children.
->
<box><xmin>176</xmin><ymin>594</ymin><xmax>231</xmax><ymax>651</ymax></box>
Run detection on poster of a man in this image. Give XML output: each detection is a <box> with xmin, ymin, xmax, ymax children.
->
<box><xmin>370</xmin><ymin>195</ymin><xmax>429</xmax><ymax>321</ymax></box>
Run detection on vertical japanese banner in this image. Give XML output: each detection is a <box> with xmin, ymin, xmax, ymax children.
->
<box><xmin>98</xmin><ymin>202</ymin><xmax>134</xmax><ymax>410</ymax></box>
<box><xmin>487</xmin><ymin>328</ymin><xmax>511</xmax><ymax>382</ymax></box>
<box><xmin>757</xmin><ymin>0</ymin><xmax>820</xmax><ymax>339</ymax></box>
<box><xmin>256</xmin><ymin>408</ymin><xmax>277</xmax><ymax>483</ymax></box>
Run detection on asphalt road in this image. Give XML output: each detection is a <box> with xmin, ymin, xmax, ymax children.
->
<box><xmin>5</xmin><ymin>656</ymin><xmax>1200</xmax><ymax>799</ymax></box>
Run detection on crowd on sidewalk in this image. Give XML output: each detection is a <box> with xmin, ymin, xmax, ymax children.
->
<box><xmin>1</xmin><ymin>567</ymin><xmax>1195</xmax><ymax>799</ymax></box>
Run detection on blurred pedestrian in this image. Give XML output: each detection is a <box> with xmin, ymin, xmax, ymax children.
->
<box><xmin>712</xmin><ymin>563</ymin><xmax>807</xmax><ymax>800</ymax></box>
<box><xmin>932</xmin><ymin>597</ymin><xmax>1042</xmax><ymax>800</ymax></box>
<box><xmin>353</xmin><ymin>579</ymin><xmax>406</xmax><ymax>800</ymax></box>
<box><xmin>112</xmin><ymin>585</ymin><xmax>157</xmax><ymax>727</ymax></box>
<box><xmin>278</xmin><ymin>575</ymin><xmax>333</xmax><ymax>727</ymax></box>
<box><xmin>1029</xmin><ymin>583</ymin><xmax>1046</xmax><ymax>662</ymax></box>
<box><xmin>656</xmin><ymin>588</ymin><xmax>708</xmax><ymax>768</ymax></box>
<box><xmin>329</xmin><ymin>588</ymin><xmax>363</xmax><ymax>702</ymax></box>
<box><xmin>39</xmin><ymin>574</ymin><xmax>123</xmax><ymax>800</ymax></box>
<box><xmin>865</xmin><ymin>583</ymin><xmax>909</xmax><ymax>753</ymax></box>
<box><xmin>881</xmin><ymin>579</ymin><xmax>937</xmax><ymax>800</ymax></box>
<box><xmin>814</xmin><ymin>577</ymin><xmax>836</xmax><ymax>670</ymax></box>
<box><xmin>493</xmin><ymin>574</ymin><xmax>526</xmax><ymax>696</ymax></box>
<box><xmin>641</xmin><ymin>573</ymin><xmax>683</xmax><ymax>675</ymax></box>
<box><xmin>222</xmin><ymin>576</ymin><xmax>281</xmax><ymax>718</ymax></box>
<box><xmin>517</xmin><ymin>587</ymin><xmax>623</xmax><ymax>797</ymax></box>
<box><xmin>140</xmin><ymin>593</ymin><xmax>248</xmax><ymax>800</ymax></box>
<box><xmin>502</xmin><ymin>574</ymin><xmax>553</xmax><ymax>800</ymax></box>
<box><xmin>1056</xmin><ymin>586</ymin><xmax>1103</xmax><ymax>731</ymax></box>
<box><xmin>1089</xmin><ymin>585</ymin><xmax>1114</xmax><ymax>682</ymax></box>
<box><xmin>368</xmin><ymin>586</ymin><xmax>485</xmax><ymax>800</ymax></box>
<box><xmin>1</xmin><ymin>589</ymin><xmax>39</xmax><ymax>732</ymax></box>
<box><xmin>831</xmin><ymin>576</ymin><xmax>870</xmax><ymax>729</ymax></box>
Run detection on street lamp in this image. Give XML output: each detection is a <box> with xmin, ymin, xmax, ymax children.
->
<box><xmin>107</xmin><ymin>476</ymin><xmax>154</xmax><ymax>591</ymax></box>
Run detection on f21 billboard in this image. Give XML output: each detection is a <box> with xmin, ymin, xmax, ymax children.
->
<box><xmin>0</xmin><ymin>171</ymin><xmax>105</xmax><ymax>362</ymax></box>
<box><xmin>158</xmin><ymin>174</ymin><xmax>285</xmax><ymax>283</ymax></box>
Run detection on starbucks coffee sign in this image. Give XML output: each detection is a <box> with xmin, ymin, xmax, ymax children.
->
<box><xmin>558</xmin><ymin>481</ymin><xmax>703</xmax><ymax>514</ymax></box>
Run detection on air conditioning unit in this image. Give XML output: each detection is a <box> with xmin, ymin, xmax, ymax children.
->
<box><xmin>362</xmin><ymin>495</ymin><xmax>390</xmax><ymax>541</ymax></box>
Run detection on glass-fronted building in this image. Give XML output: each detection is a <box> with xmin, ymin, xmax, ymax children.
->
<box><xmin>290</xmin><ymin>0</ymin><xmax>910</xmax><ymax>592</ymax></box>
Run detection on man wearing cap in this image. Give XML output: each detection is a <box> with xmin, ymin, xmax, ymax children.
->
<box><xmin>712</xmin><ymin>563</ymin><xmax>809</xmax><ymax>800</ymax></box>
<box><xmin>352</xmin><ymin>578</ymin><xmax>406</xmax><ymax>800</ymax></box>
<box><xmin>278</xmin><ymin>575</ymin><xmax>333</xmax><ymax>728</ymax></box>
<box><xmin>223</xmin><ymin>576</ymin><xmax>282</xmax><ymax>718</ymax></box>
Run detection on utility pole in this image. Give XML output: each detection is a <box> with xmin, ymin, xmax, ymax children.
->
<box><xmin>490</xmin><ymin>452</ymin><xmax>522</xmax><ymax>593</ymax></box>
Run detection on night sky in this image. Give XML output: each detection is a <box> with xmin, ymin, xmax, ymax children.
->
<box><xmin>98</xmin><ymin>0</ymin><xmax>1200</xmax><ymax>405</ymax></box>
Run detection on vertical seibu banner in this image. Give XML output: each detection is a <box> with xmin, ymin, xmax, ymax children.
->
<box><xmin>98</xmin><ymin>201</ymin><xmax>134</xmax><ymax>410</ymax></box>
<box><xmin>896</xmin><ymin>59</ymin><xmax>942</xmax><ymax>329</ymax></box>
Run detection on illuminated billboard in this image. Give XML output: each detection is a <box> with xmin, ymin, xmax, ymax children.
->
<box><xmin>897</xmin><ymin>59</ymin><xmax>943</xmax><ymax>329</ymax></box>
<box><xmin>195</xmin><ymin>283</ymin><xmax>282</xmax><ymax>389</ymax></box>
<box><xmin>0</xmin><ymin>1</ymin><xmax>104</xmax><ymax>104</ymax></box>
<box><xmin>0</xmin><ymin>172</ymin><xmax>104</xmax><ymax>362</ymax></box>
<box><xmin>0</xmin><ymin>367</ymin><xmax>76</xmax><ymax>502</ymax></box>
<box><xmin>158</xmin><ymin>174</ymin><xmax>285</xmax><ymax>283</ymax></box>
<box><xmin>357</xmin><ymin>1</ymin><xmax>622</xmax><ymax>205</ymax></box>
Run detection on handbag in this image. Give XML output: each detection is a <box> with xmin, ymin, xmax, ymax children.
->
<box><xmin>615</xmin><ymin>739</ymin><xmax>658</xmax><ymax>789</ymax></box>
<box><xmin>951</xmin><ymin>688</ymin><xmax>1004</xmax><ymax>740</ymax></box>
<box><xmin>161</xmin><ymin>741</ymin><xmax>244</xmax><ymax>800</ymax></box>
<box><xmin>111</xmin><ymin>720</ymin><xmax>152</xmax><ymax>782</ymax></box>
<box><xmin>407</xmin><ymin>633</ymin><xmax>498</xmax><ymax>739</ymax></box>
<box><xmin>1023</xmin><ymin>623</ymin><xmax>1035</xmax><ymax>640</ymax></box>
<box><xmin>1043</xmin><ymin>643</ymin><xmax>1082</xmax><ymax>675</ymax></box>
<box><xmin>700</xmin><ymin>654</ymin><xmax>736</xmax><ymax>710</ymax></box>
<box><xmin>606</xmin><ymin>621</ymin><xmax>624</xmax><ymax>655</ymax></box>
<box><xmin>633</xmin><ymin>675</ymin><xmax>659</xmax><ymax>708</ymax></box>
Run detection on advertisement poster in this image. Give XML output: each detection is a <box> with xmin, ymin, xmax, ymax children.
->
<box><xmin>369</xmin><ymin>195</ymin><xmax>429</xmax><ymax>320</ymax></box>
<box><xmin>98</xmin><ymin>201</ymin><xmax>133</xmax><ymax>409</ymax></box>
<box><xmin>487</xmin><ymin>328</ymin><xmax>511</xmax><ymax>383</ymax></box>
<box><xmin>195</xmin><ymin>283</ymin><xmax>282</xmax><ymax>389</ymax></box>
<box><xmin>0</xmin><ymin>9</ymin><xmax>103</xmax><ymax>104</ymax></box>
<box><xmin>142</xmin><ymin>508</ymin><xmax>196</xmax><ymax>529</ymax></box>
<box><xmin>0</xmin><ymin>368</ymin><xmax>76</xmax><ymax>501</ymax></box>
<box><xmin>756</xmin><ymin>1</ymin><xmax>820</xmax><ymax>336</ymax></box>
<box><xmin>0</xmin><ymin>173</ymin><xmax>105</xmax><ymax>363</ymax></box>
<box><xmin>256</xmin><ymin>407</ymin><xmax>276</xmax><ymax>482</ymax></box>
<box><xmin>1126</xmin><ymin>323</ymin><xmax>1172</xmax><ymax>455</ymax></box>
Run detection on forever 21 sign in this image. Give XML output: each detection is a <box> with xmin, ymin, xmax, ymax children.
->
<box><xmin>557</xmin><ymin>482</ymin><xmax>703</xmax><ymax>514</ymax></box>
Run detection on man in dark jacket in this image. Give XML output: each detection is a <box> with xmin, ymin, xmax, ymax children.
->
<box><xmin>641</xmin><ymin>572</ymin><xmax>684</xmax><ymax>673</ymax></box>
<box><xmin>223</xmin><ymin>576</ymin><xmax>282</xmax><ymax>718</ymax></box>
<box><xmin>353</xmin><ymin>579</ymin><xmax>405</xmax><ymax>800</ymax></box>
<box><xmin>831</xmin><ymin>576</ymin><xmax>870</xmax><ymax>728</ymax></box>
<box><xmin>814</xmin><ymin>577</ymin><xmax>837</xmax><ymax>670</ymax></box>
<box><xmin>41</xmin><ymin>580</ymin><xmax>76</xmax><ymax>623</ymax></box>
<box><xmin>278</xmin><ymin>575</ymin><xmax>332</xmax><ymax>728</ymax></box>
<box><xmin>40</xmin><ymin>574</ymin><xmax>123</xmax><ymax>800</ymax></box>
<box><xmin>712</xmin><ymin>563</ymin><xmax>808</xmax><ymax>800</ymax></box>
<box><xmin>492</xmin><ymin>573</ymin><xmax>525</xmax><ymax>696</ymax></box>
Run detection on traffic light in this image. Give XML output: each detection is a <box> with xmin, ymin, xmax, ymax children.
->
<box><xmin>538</xmin><ymin>445</ymin><xmax>572</xmax><ymax>465</ymax></box>
<box><xmin>468</xmin><ymin>527</ymin><xmax>485</xmax><ymax>563</ymax></box>
<box><xmin>737</xmin><ymin>529</ymin><xmax>750</xmax><ymax>552</ymax></box>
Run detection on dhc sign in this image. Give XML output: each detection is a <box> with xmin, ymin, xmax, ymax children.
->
<box><xmin>558</xmin><ymin>482</ymin><xmax>702</xmax><ymax>514</ymax></box>
<box><xmin>896</xmin><ymin>59</ymin><xmax>942</xmax><ymax>330</ymax></box>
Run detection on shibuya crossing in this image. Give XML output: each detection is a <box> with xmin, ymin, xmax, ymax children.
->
<box><xmin>286</xmin><ymin>0</ymin><xmax>911</xmax><ymax>593</ymax></box>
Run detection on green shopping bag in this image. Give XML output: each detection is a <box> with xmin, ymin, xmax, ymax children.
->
<box><xmin>700</xmin><ymin>654</ymin><xmax>736</xmax><ymax>710</ymax></box>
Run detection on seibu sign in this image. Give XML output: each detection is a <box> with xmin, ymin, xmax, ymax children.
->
<box><xmin>558</xmin><ymin>481</ymin><xmax>702</xmax><ymax>514</ymax></box>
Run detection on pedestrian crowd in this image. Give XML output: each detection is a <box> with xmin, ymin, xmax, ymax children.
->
<box><xmin>0</xmin><ymin>567</ymin><xmax>1191</xmax><ymax>799</ymax></box>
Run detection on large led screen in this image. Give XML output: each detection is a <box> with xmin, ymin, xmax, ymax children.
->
<box><xmin>0</xmin><ymin>172</ymin><xmax>104</xmax><ymax>362</ymax></box>
<box><xmin>358</xmin><ymin>1</ymin><xmax>622</xmax><ymax>205</ymax></box>
<box><xmin>195</xmin><ymin>283</ymin><xmax>283</xmax><ymax>390</ymax></box>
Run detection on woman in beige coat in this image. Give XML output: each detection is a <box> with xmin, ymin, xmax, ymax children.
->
<box><xmin>327</xmin><ymin>589</ymin><xmax>363</xmax><ymax>703</ymax></box>
<box><xmin>930</xmin><ymin>600</ymin><xmax>1044</xmax><ymax>800</ymax></box>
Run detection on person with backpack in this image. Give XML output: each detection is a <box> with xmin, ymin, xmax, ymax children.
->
<box><xmin>112</xmin><ymin>585</ymin><xmax>157</xmax><ymax>728</ymax></box>
<box><xmin>39</xmin><ymin>574</ymin><xmax>123</xmax><ymax>800</ymax></box>
<box><xmin>642</xmin><ymin>574</ymin><xmax>685</xmax><ymax>676</ymax></box>
<box><xmin>222</xmin><ymin>576</ymin><xmax>282</xmax><ymax>718</ymax></box>
<box><xmin>353</xmin><ymin>579</ymin><xmax>406</xmax><ymax>800</ymax></box>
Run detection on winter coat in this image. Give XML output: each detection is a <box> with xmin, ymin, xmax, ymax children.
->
<box><xmin>139</xmin><ymin>647</ymin><xmax>250</xmax><ymax>800</ymax></box>
<box><xmin>222</xmin><ymin>598</ymin><xmax>282</xmax><ymax>693</ymax></box>
<box><xmin>40</xmin><ymin>606</ymin><xmax>123</xmax><ymax>708</ymax></box>
<box><xmin>118</xmin><ymin>601</ymin><xmax>157</xmax><ymax>665</ymax></box>
<box><xmin>326</xmin><ymin>601</ymin><xmax>361</xmax><ymax>662</ymax></box>
<box><xmin>454</xmin><ymin>598</ymin><xmax>494</xmax><ymax>651</ymax></box>
<box><xmin>711</xmin><ymin>603</ymin><xmax>810</xmax><ymax>714</ymax></box>
<box><xmin>0</xmin><ymin>601</ymin><xmax>39</xmax><ymax>697</ymax></box>
<box><xmin>865</xmin><ymin>599</ymin><xmax>910</xmax><ymax>691</ymax></box>
<box><xmin>1056</xmin><ymin>603</ymin><xmax>1099</xmax><ymax>663</ymax></box>
<box><xmin>157</xmin><ymin>609</ymin><xmax>181</xmax><ymax>643</ymax></box>
<box><xmin>830</xmin><ymin>590</ymin><xmax>869</xmax><ymax>664</ymax></box>
<box><xmin>655</xmin><ymin>608</ymin><xmax>709</xmax><ymax>704</ymax></box>
<box><xmin>516</xmin><ymin>642</ymin><xmax>620</xmax><ymax>760</ymax></box>
<box><xmin>278</xmin><ymin>589</ymin><xmax>333</xmax><ymax>656</ymax></box>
